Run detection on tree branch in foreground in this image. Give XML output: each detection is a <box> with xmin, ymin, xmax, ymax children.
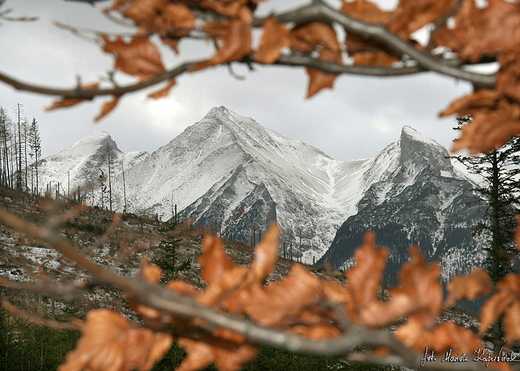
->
<box><xmin>0</xmin><ymin>207</ymin><xmax>494</xmax><ymax>371</ymax></box>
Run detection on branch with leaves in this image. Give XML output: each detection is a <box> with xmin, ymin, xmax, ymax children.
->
<box><xmin>2</xmin><ymin>203</ymin><xmax>520</xmax><ymax>371</ymax></box>
<box><xmin>1</xmin><ymin>0</ymin><xmax>520</xmax><ymax>154</ymax></box>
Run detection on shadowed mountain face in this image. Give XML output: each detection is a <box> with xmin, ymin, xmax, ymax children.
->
<box><xmin>38</xmin><ymin>107</ymin><xmax>485</xmax><ymax>275</ymax></box>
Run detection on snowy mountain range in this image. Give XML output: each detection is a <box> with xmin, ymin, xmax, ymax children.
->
<box><xmin>37</xmin><ymin>106</ymin><xmax>485</xmax><ymax>274</ymax></box>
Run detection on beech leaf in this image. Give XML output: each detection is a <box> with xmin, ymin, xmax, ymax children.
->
<box><xmin>249</xmin><ymin>222</ymin><xmax>280</xmax><ymax>283</ymax></box>
<box><xmin>102</xmin><ymin>35</ymin><xmax>166</xmax><ymax>81</ymax></box>
<box><xmin>45</xmin><ymin>83</ymin><xmax>99</xmax><ymax>111</ymax></box>
<box><xmin>148</xmin><ymin>80</ymin><xmax>176</xmax><ymax>99</ymax></box>
<box><xmin>59</xmin><ymin>309</ymin><xmax>172</xmax><ymax>371</ymax></box>
<box><xmin>254</xmin><ymin>17</ymin><xmax>289</xmax><ymax>64</ymax></box>
<box><xmin>95</xmin><ymin>96</ymin><xmax>121</xmax><ymax>122</ymax></box>
<box><xmin>289</xmin><ymin>22</ymin><xmax>343</xmax><ymax>98</ymax></box>
<box><xmin>444</xmin><ymin>269</ymin><xmax>492</xmax><ymax>309</ymax></box>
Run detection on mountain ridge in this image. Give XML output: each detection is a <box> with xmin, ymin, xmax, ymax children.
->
<box><xmin>36</xmin><ymin>107</ymin><xmax>484</xmax><ymax>273</ymax></box>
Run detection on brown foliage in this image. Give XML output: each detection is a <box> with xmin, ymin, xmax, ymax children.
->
<box><xmin>59</xmin><ymin>309</ymin><xmax>173</xmax><ymax>371</ymax></box>
<box><xmin>26</xmin><ymin>0</ymin><xmax>520</xmax><ymax>154</ymax></box>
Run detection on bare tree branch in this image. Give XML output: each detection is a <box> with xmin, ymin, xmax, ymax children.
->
<box><xmin>256</xmin><ymin>1</ymin><xmax>496</xmax><ymax>88</ymax></box>
<box><xmin>0</xmin><ymin>277</ymin><xmax>88</xmax><ymax>300</ymax></box>
<box><xmin>0</xmin><ymin>60</ymin><xmax>199</xmax><ymax>99</ymax></box>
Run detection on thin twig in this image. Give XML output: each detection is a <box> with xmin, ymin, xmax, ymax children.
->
<box><xmin>0</xmin><ymin>277</ymin><xmax>88</xmax><ymax>300</ymax></box>
<box><xmin>2</xmin><ymin>299</ymin><xmax>81</xmax><ymax>330</ymax></box>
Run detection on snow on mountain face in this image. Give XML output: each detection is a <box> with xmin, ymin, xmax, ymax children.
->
<box><xmin>37</xmin><ymin>108</ymin><xmax>483</xmax><ymax>269</ymax></box>
<box><xmin>38</xmin><ymin>130</ymin><xmax>148</xmax><ymax>196</ymax></box>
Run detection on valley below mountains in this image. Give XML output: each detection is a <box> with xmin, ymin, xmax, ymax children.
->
<box><xmin>38</xmin><ymin>106</ymin><xmax>486</xmax><ymax>278</ymax></box>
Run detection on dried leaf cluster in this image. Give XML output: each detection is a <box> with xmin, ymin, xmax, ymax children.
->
<box><xmin>51</xmin><ymin>224</ymin><xmax>520</xmax><ymax>371</ymax></box>
<box><xmin>24</xmin><ymin>0</ymin><xmax>516</xmax><ymax>155</ymax></box>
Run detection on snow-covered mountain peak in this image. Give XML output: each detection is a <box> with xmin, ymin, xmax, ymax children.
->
<box><xmin>397</xmin><ymin>125</ymin><xmax>451</xmax><ymax>173</ymax></box>
<box><xmin>61</xmin><ymin>130</ymin><xmax>120</xmax><ymax>158</ymax></box>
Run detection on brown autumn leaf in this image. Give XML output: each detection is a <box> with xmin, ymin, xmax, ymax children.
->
<box><xmin>248</xmin><ymin>222</ymin><xmax>280</xmax><ymax>282</ymax></box>
<box><xmin>193</xmin><ymin>6</ymin><xmax>252</xmax><ymax>71</ymax></box>
<box><xmin>447</xmin><ymin>96</ymin><xmax>520</xmax><ymax>154</ymax></box>
<box><xmin>199</xmin><ymin>0</ymin><xmax>243</xmax><ymax>19</ymax></box>
<box><xmin>345</xmin><ymin>232</ymin><xmax>387</xmax><ymax>310</ymax></box>
<box><xmin>155</xmin><ymin>3</ymin><xmax>196</xmax><ymax>53</ymax></box>
<box><xmin>480</xmin><ymin>273</ymin><xmax>520</xmax><ymax>335</ymax></box>
<box><xmin>444</xmin><ymin>269</ymin><xmax>492</xmax><ymax>309</ymax></box>
<box><xmin>126</xmin><ymin>258</ymin><xmax>164</xmax><ymax>326</ymax></box>
<box><xmin>339</xmin><ymin>0</ymin><xmax>400</xmax><ymax>67</ymax></box>
<box><xmin>45</xmin><ymin>83</ymin><xmax>99</xmax><ymax>111</ymax></box>
<box><xmin>431</xmin><ymin>0</ymin><xmax>520</xmax><ymax>63</ymax></box>
<box><xmin>389</xmin><ymin>0</ymin><xmax>457</xmax><ymax>39</ymax></box>
<box><xmin>431</xmin><ymin>322</ymin><xmax>484</xmax><ymax>355</ymax></box>
<box><xmin>95</xmin><ymin>95</ymin><xmax>121</xmax><ymax>122</ymax></box>
<box><xmin>394</xmin><ymin>315</ymin><xmax>432</xmax><ymax>351</ymax></box>
<box><xmin>356</xmin><ymin>246</ymin><xmax>442</xmax><ymax>327</ymax></box>
<box><xmin>59</xmin><ymin>309</ymin><xmax>172</xmax><ymax>371</ymax></box>
<box><xmin>496</xmin><ymin>52</ymin><xmax>520</xmax><ymax>104</ymax></box>
<box><xmin>254</xmin><ymin>17</ymin><xmax>289</xmax><ymax>64</ymax></box>
<box><xmin>160</xmin><ymin>3</ymin><xmax>196</xmax><ymax>36</ymax></box>
<box><xmin>515</xmin><ymin>215</ymin><xmax>520</xmax><ymax>253</ymax></box>
<box><xmin>177</xmin><ymin>330</ymin><xmax>258</xmax><ymax>371</ymax></box>
<box><xmin>112</xmin><ymin>0</ymin><xmax>168</xmax><ymax>29</ymax></box>
<box><xmin>243</xmin><ymin>264</ymin><xmax>323</xmax><ymax>327</ymax></box>
<box><xmin>504</xmin><ymin>300</ymin><xmax>520</xmax><ymax>343</ymax></box>
<box><xmin>289</xmin><ymin>22</ymin><xmax>343</xmax><ymax>98</ymax></box>
<box><xmin>199</xmin><ymin>233</ymin><xmax>236</xmax><ymax>285</ymax></box>
<box><xmin>392</xmin><ymin>247</ymin><xmax>443</xmax><ymax>318</ymax></box>
<box><xmin>148</xmin><ymin>80</ymin><xmax>176</xmax><ymax>99</ymax></box>
<box><xmin>102</xmin><ymin>35</ymin><xmax>166</xmax><ymax>81</ymax></box>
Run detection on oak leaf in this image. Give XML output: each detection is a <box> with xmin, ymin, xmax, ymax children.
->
<box><xmin>199</xmin><ymin>233</ymin><xmax>236</xmax><ymax>285</ymax></box>
<box><xmin>102</xmin><ymin>35</ymin><xmax>166</xmax><ymax>81</ymax></box>
<box><xmin>431</xmin><ymin>322</ymin><xmax>483</xmax><ymax>355</ymax></box>
<box><xmin>156</xmin><ymin>3</ymin><xmax>196</xmax><ymax>53</ymax></box>
<box><xmin>394</xmin><ymin>315</ymin><xmax>432</xmax><ymax>351</ymax></box>
<box><xmin>248</xmin><ymin>222</ymin><xmax>280</xmax><ymax>282</ymax></box>
<box><xmin>445</xmin><ymin>95</ymin><xmax>520</xmax><ymax>154</ymax></box>
<box><xmin>59</xmin><ymin>309</ymin><xmax>172</xmax><ymax>371</ymax></box>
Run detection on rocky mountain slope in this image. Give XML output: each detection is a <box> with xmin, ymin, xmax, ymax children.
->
<box><xmin>318</xmin><ymin>126</ymin><xmax>486</xmax><ymax>281</ymax></box>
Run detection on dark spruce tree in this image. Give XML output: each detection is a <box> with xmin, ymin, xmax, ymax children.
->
<box><xmin>453</xmin><ymin>116</ymin><xmax>520</xmax><ymax>284</ymax></box>
<box><xmin>152</xmin><ymin>221</ymin><xmax>192</xmax><ymax>283</ymax></box>
<box><xmin>453</xmin><ymin>116</ymin><xmax>520</xmax><ymax>351</ymax></box>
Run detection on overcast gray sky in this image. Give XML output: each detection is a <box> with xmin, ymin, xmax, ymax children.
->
<box><xmin>0</xmin><ymin>0</ymin><xmax>476</xmax><ymax>160</ymax></box>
